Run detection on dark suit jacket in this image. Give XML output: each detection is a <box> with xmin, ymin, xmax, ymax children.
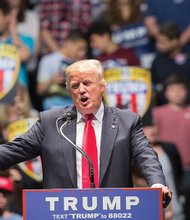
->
<box><xmin>0</xmin><ymin>105</ymin><xmax>166</xmax><ymax>188</ymax></box>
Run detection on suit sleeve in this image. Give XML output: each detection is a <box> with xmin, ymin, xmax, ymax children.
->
<box><xmin>0</xmin><ymin>119</ymin><xmax>43</xmax><ymax>170</ymax></box>
<box><xmin>131</xmin><ymin>114</ymin><xmax>166</xmax><ymax>186</ymax></box>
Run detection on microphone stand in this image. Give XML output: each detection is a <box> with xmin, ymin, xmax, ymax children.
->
<box><xmin>56</xmin><ymin>118</ymin><xmax>95</xmax><ymax>188</ymax></box>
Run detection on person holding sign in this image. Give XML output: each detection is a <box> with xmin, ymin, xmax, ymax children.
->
<box><xmin>0</xmin><ymin>59</ymin><xmax>172</xmax><ymax>208</ymax></box>
<box><xmin>0</xmin><ymin>0</ymin><xmax>33</xmax><ymax>88</ymax></box>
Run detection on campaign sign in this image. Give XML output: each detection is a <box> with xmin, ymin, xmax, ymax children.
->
<box><xmin>103</xmin><ymin>67</ymin><xmax>151</xmax><ymax>117</ymax></box>
<box><xmin>0</xmin><ymin>44</ymin><xmax>20</xmax><ymax>101</ymax></box>
<box><xmin>23</xmin><ymin>188</ymin><xmax>163</xmax><ymax>220</ymax></box>
<box><xmin>5</xmin><ymin>118</ymin><xmax>42</xmax><ymax>182</ymax></box>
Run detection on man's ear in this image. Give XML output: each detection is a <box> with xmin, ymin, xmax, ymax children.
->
<box><xmin>100</xmin><ymin>84</ymin><xmax>106</xmax><ymax>95</ymax></box>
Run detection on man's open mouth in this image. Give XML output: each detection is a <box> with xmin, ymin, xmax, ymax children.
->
<box><xmin>81</xmin><ymin>96</ymin><xmax>89</xmax><ymax>103</ymax></box>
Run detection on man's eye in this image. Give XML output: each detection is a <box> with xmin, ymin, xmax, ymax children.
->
<box><xmin>71</xmin><ymin>83</ymin><xmax>79</xmax><ymax>89</ymax></box>
<box><xmin>83</xmin><ymin>81</ymin><xmax>92</xmax><ymax>86</ymax></box>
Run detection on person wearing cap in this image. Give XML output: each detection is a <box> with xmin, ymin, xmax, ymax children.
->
<box><xmin>0</xmin><ymin>176</ymin><xmax>22</xmax><ymax>220</ymax></box>
<box><xmin>0</xmin><ymin>59</ymin><xmax>172</xmax><ymax>208</ymax></box>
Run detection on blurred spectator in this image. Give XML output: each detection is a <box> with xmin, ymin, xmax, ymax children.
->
<box><xmin>63</xmin><ymin>0</ymin><xmax>92</xmax><ymax>33</ymax></box>
<box><xmin>39</xmin><ymin>0</ymin><xmax>92</xmax><ymax>56</ymax></box>
<box><xmin>153</xmin><ymin>74</ymin><xmax>190</xmax><ymax>220</ymax></box>
<box><xmin>143</xmin><ymin>125</ymin><xmax>184</xmax><ymax>220</ymax></box>
<box><xmin>6</xmin><ymin>0</ymin><xmax>41</xmax><ymax>111</ymax></box>
<box><xmin>143</xmin><ymin>0</ymin><xmax>190</xmax><ymax>51</ymax></box>
<box><xmin>88</xmin><ymin>21</ymin><xmax>140</xmax><ymax>69</ymax></box>
<box><xmin>103</xmin><ymin>0</ymin><xmax>155</xmax><ymax>68</ymax></box>
<box><xmin>0</xmin><ymin>0</ymin><xmax>34</xmax><ymax>88</ymax></box>
<box><xmin>90</xmin><ymin>0</ymin><xmax>108</xmax><ymax>21</ymax></box>
<box><xmin>0</xmin><ymin>84</ymin><xmax>41</xmax><ymax>214</ymax></box>
<box><xmin>37</xmin><ymin>30</ymin><xmax>87</xmax><ymax>110</ymax></box>
<box><xmin>7</xmin><ymin>0</ymin><xmax>40</xmax><ymax>71</ymax></box>
<box><xmin>0</xmin><ymin>84</ymin><xmax>38</xmax><ymax>126</ymax></box>
<box><xmin>132</xmin><ymin>165</ymin><xmax>174</xmax><ymax>220</ymax></box>
<box><xmin>153</xmin><ymin>74</ymin><xmax>190</xmax><ymax>170</ymax></box>
<box><xmin>0</xmin><ymin>169</ymin><xmax>22</xmax><ymax>216</ymax></box>
<box><xmin>87</xmin><ymin>21</ymin><xmax>153</xmax><ymax>126</ymax></box>
<box><xmin>0</xmin><ymin>174</ymin><xmax>22</xmax><ymax>219</ymax></box>
<box><xmin>151</xmin><ymin>22</ymin><xmax>190</xmax><ymax>105</ymax></box>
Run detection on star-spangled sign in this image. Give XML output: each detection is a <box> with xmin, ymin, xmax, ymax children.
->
<box><xmin>0</xmin><ymin>44</ymin><xmax>20</xmax><ymax>101</ymax></box>
<box><xmin>5</xmin><ymin>118</ymin><xmax>43</xmax><ymax>182</ymax></box>
<box><xmin>103</xmin><ymin>66</ymin><xmax>152</xmax><ymax>117</ymax></box>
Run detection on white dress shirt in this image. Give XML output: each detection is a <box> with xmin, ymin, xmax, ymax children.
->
<box><xmin>76</xmin><ymin>102</ymin><xmax>104</xmax><ymax>188</ymax></box>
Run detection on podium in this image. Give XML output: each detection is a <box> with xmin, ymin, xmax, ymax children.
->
<box><xmin>23</xmin><ymin>188</ymin><xmax>163</xmax><ymax>220</ymax></box>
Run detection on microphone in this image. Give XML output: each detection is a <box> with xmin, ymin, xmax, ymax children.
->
<box><xmin>57</xmin><ymin>110</ymin><xmax>77</xmax><ymax>122</ymax></box>
<box><xmin>56</xmin><ymin>110</ymin><xmax>95</xmax><ymax>188</ymax></box>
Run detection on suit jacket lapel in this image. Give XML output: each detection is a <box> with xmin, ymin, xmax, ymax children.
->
<box><xmin>99</xmin><ymin>106</ymin><xmax>118</xmax><ymax>184</ymax></box>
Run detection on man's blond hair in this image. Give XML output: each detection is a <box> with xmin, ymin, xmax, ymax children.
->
<box><xmin>65</xmin><ymin>59</ymin><xmax>106</xmax><ymax>89</ymax></box>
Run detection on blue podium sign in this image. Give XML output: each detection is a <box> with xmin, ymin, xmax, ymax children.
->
<box><xmin>23</xmin><ymin>188</ymin><xmax>163</xmax><ymax>220</ymax></box>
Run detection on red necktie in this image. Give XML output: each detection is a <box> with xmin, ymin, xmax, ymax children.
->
<box><xmin>82</xmin><ymin>114</ymin><xmax>99</xmax><ymax>188</ymax></box>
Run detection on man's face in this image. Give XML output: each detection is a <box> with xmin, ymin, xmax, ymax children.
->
<box><xmin>0</xmin><ymin>191</ymin><xmax>11</xmax><ymax>211</ymax></box>
<box><xmin>90</xmin><ymin>34</ymin><xmax>108</xmax><ymax>53</ymax></box>
<box><xmin>68</xmin><ymin>71</ymin><xmax>105</xmax><ymax>115</ymax></box>
<box><xmin>156</xmin><ymin>34</ymin><xmax>179</xmax><ymax>54</ymax></box>
<box><xmin>66</xmin><ymin>40</ymin><xmax>87</xmax><ymax>61</ymax></box>
<box><xmin>0</xmin><ymin>11</ymin><xmax>9</xmax><ymax>36</ymax></box>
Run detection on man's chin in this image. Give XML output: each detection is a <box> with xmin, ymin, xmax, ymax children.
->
<box><xmin>78</xmin><ymin>104</ymin><xmax>95</xmax><ymax>114</ymax></box>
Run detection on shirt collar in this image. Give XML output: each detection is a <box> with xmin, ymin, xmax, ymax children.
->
<box><xmin>77</xmin><ymin>102</ymin><xmax>104</xmax><ymax>123</ymax></box>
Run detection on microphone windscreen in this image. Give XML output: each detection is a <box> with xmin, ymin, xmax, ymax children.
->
<box><xmin>65</xmin><ymin>110</ymin><xmax>76</xmax><ymax>120</ymax></box>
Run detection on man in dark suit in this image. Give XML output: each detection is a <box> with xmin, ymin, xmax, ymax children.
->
<box><xmin>0</xmin><ymin>59</ymin><xmax>171</xmax><ymax>206</ymax></box>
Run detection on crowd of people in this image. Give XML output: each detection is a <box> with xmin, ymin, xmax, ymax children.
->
<box><xmin>0</xmin><ymin>0</ymin><xmax>190</xmax><ymax>220</ymax></box>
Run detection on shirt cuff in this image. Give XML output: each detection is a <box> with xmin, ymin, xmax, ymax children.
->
<box><xmin>151</xmin><ymin>183</ymin><xmax>165</xmax><ymax>188</ymax></box>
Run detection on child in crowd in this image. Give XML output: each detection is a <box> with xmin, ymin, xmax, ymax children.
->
<box><xmin>153</xmin><ymin>74</ymin><xmax>190</xmax><ymax>219</ymax></box>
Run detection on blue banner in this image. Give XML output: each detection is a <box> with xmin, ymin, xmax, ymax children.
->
<box><xmin>23</xmin><ymin>188</ymin><xmax>163</xmax><ymax>220</ymax></box>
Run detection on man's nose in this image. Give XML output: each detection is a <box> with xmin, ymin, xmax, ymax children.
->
<box><xmin>79</xmin><ymin>83</ymin><xmax>86</xmax><ymax>93</ymax></box>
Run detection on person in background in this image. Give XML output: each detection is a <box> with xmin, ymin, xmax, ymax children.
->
<box><xmin>39</xmin><ymin>0</ymin><xmax>92</xmax><ymax>56</ymax></box>
<box><xmin>0</xmin><ymin>84</ymin><xmax>40</xmax><ymax>215</ymax></box>
<box><xmin>6</xmin><ymin>0</ymin><xmax>41</xmax><ymax>111</ymax></box>
<box><xmin>36</xmin><ymin>29</ymin><xmax>87</xmax><ymax>110</ymax></box>
<box><xmin>7</xmin><ymin>0</ymin><xmax>40</xmax><ymax>68</ymax></box>
<box><xmin>153</xmin><ymin>74</ymin><xmax>190</xmax><ymax>220</ymax></box>
<box><xmin>132</xmin><ymin>164</ymin><xmax>173</xmax><ymax>220</ymax></box>
<box><xmin>103</xmin><ymin>0</ymin><xmax>155</xmax><ymax>68</ymax></box>
<box><xmin>0</xmin><ymin>59</ymin><xmax>171</xmax><ymax>209</ymax></box>
<box><xmin>87</xmin><ymin>21</ymin><xmax>152</xmax><ymax>126</ymax></box>
<box><xmin>0</xmin><ymin>84</ymin><xmax>38</xmax><ymax>126</ymax></box>
<box><xmin>0</xmin><ymin>173</ymin><xmax>22</xmax><ymax>220</ymax></box>
<box><xmin>143</xmin><ymin>125</ymin><xmax>184</xmax><ymax>220</ymax></box>
<box><xmin>88</xmin><ymin>21</ymin><xmax>140</xmax><ymax>69</ymax></box>
<box><xmin>151</xmin><ymin>22</ymin><xmax>190</xmax><ymax>105</ymax></box>
<box><xmin>143</xmin><ymin>0</ymin><xmax>190</xmax><ymax>51</ymax></box>
<box><xmin>0</xmin><ymin>0</ymin><xmax>33</xmax><ymax>89</ymax></box>
<box><xmin>90</xmin><ymin>0</ymin><xmax>108</xmax><ymax>22</ymax></box>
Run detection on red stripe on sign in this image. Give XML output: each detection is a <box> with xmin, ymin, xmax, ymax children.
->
<box><xmin>131</xmin><ymin>94</ymin><xmax>137</xmax><ymax>112</ymax></box>
<box><xmin>0</xmin><ymin>70</ymin><xmax>4</xmax><ymax>93</ymax></box>
<box><xmin>116</xmin><ymin>94</ymin><xmax>122</xmax><ymax>108</ymax></box>
<box><xmin>25</xmin><ymin>161</ymin><xmax>33</xmax><ymax>172</ymax></box>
